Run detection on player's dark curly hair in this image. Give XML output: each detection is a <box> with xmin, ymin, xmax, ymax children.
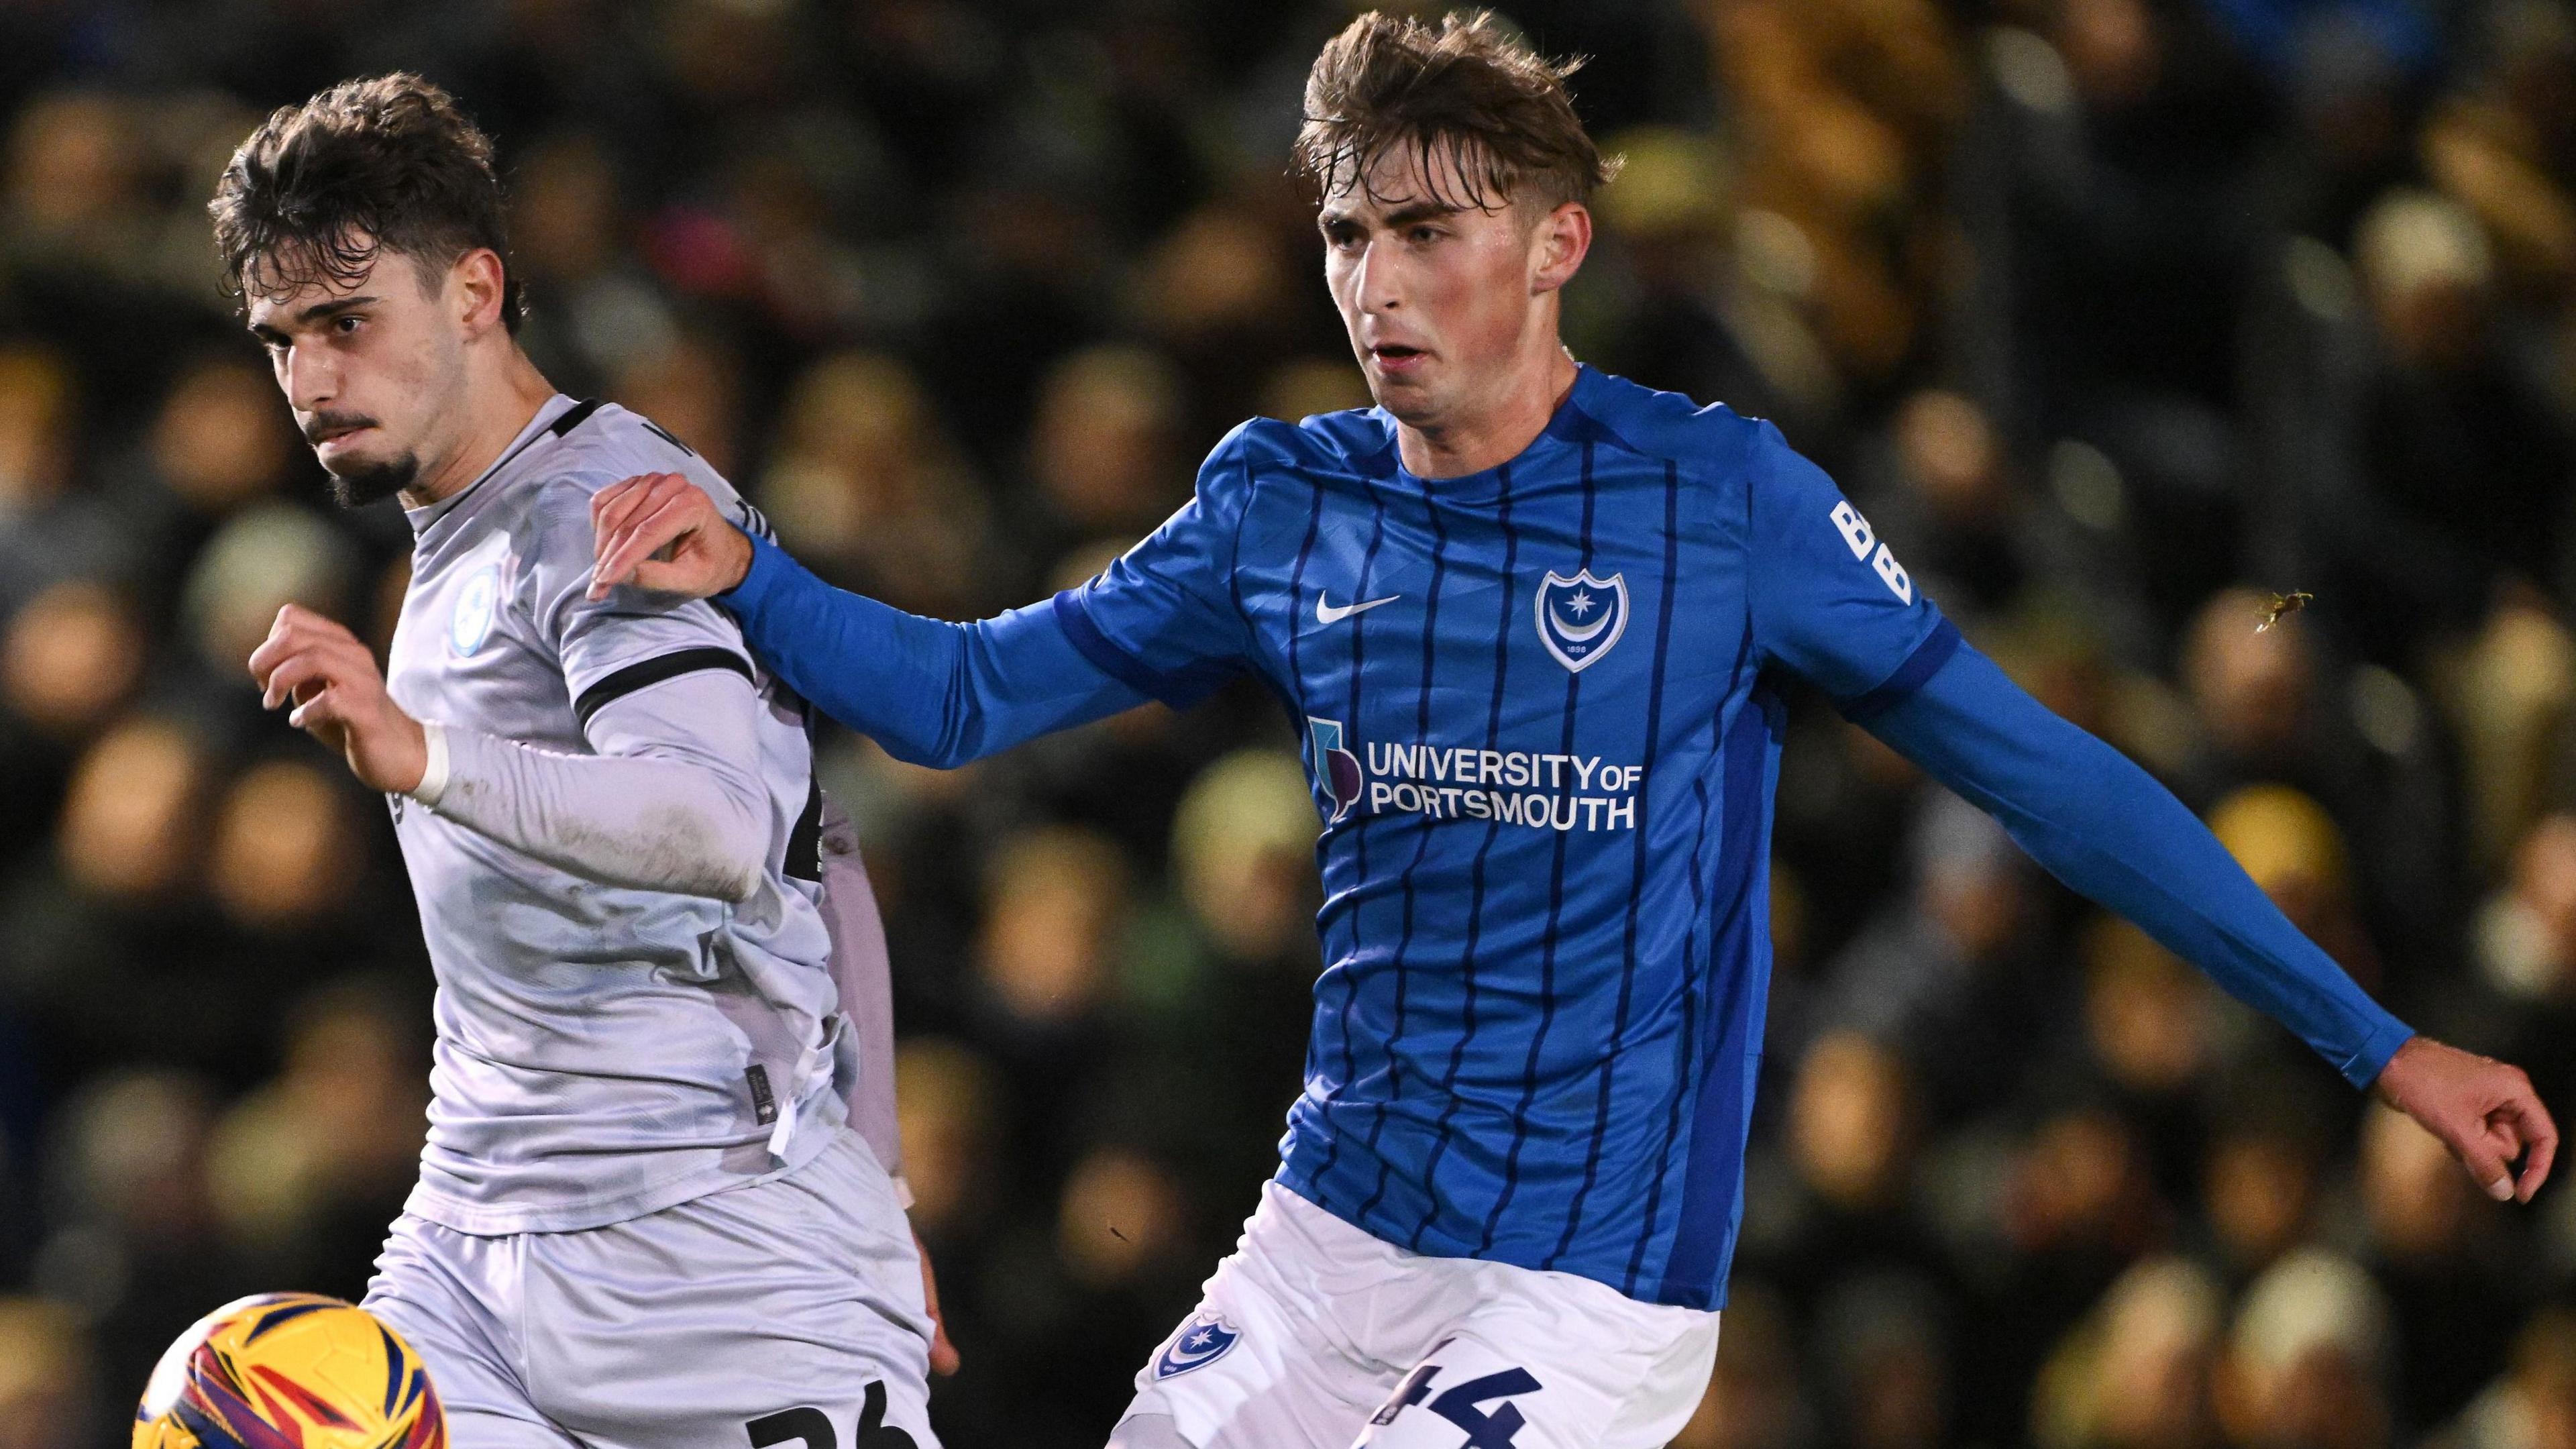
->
<box><xmin>1294</xmin><ymin>10</ymin><xmax>1620</xmax><ymax>215</ymax></box>
<box><xmin>208</xmin><ymin>73</ymin><xmax>525</xmax><ymax>332</ymax></box>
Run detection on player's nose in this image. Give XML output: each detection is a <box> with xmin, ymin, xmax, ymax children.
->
<box><xmin>282</xmin><ymin>346</ymin><xmax>336</xmax><ymax>411</ymax></box>
<box><xmin>1351</xmin><ymin>238</ymin><xmax>1402</xmax><ymax>314</ymax></box>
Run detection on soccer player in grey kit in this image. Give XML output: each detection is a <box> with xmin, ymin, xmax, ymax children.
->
<box><xmin>219</xmin><ymin>76</ymin><xmax>951</xmax><ymax>1446</ymax></box>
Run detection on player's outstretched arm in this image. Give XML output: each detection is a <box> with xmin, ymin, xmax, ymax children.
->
<box><xmin>1859</xmin><ymin>640</ymin><xmax>2557</xmax><ymax>1202</ymax></box>
<box><xmin>587</xmin><ymin>473</ymin><xmax>1155</xmax><ymax>767</ymax></box>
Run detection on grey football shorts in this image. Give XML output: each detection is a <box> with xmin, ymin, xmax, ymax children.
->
<box><xmin>364</xmin><ymin>1128</ymin><xmax>938</xmax><ymax>1448</ymax></box>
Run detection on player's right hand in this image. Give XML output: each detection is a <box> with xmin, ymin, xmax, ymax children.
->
<box><xmin>248</xmin><ymin>604</ymin><xmax>429</xmax><ymax>795</ymax></box>
<box><xmin>2375</xmin><ymin>1034</ymin><xmax>2559</xmax><ymax>1202</ymax></box>
<box><xmin>588</xmin><ymin>472</ymin><xmax>753</xmax><ymax>601</ymax></box>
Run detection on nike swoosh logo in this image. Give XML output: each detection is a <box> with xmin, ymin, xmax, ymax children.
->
<box><xmin>1316</xmin><ymin>592</ymin><xmax>1401</xmax><ymax>625</ymax></box>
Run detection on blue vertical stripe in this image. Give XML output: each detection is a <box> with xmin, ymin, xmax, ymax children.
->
<box><xmin>1356</xmin><ymin>498</ymin><xmax>1451</xmax><ymax>1222</ymax></box>
<box><xmin>1548</xmin><ymin>461</ymin><xmax>1681</xmax><ymax>1269</ymax></box>
<box><xmin>1631</xmin><ymin>461</ymin><xmax>1764</xmax><ymax>1292</ymax></box>
<box><xmin>1312</xmin><ymin>488</ymin><xmax>1390</xmax><ymax>1190</ymax></box>
<box><xmin>1656</xmin><ymin>687</ymin><xmax>1778</xmax><ymax>1306</ymax></box>
<box><xmin>1627</xmin><ymin>614</ymin><xmax>1758</xmax><ymax>1292</ymax></box>
<box><xmin>1623</xmin><ymin>735</ymin><xmax>1716</xmax><ymax>1295</ymax></box>
<box><xmin>1282</xmin><ymin>480</ymin><xmax>1330</xmax><ymax>1144</ymax></box>
<box><xmin>1283</xmin><ymin>482</ymin><xmax>1328</xmax><ymax>724</ymax></box>
<box><xmin>1477</xmin><ymin>443</ymin><xmax>1600</xmax><ymax>1254</ymax></box>
<box><xmin>1409</xmin><ymin>468</ymin><xmax>1519</xmax><ymax>1252</ymax></box>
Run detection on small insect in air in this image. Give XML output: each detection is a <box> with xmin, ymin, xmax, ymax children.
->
<box><xmin>2255</xmin><ymin>591</ymin><xmax>2314</xmax><ymax>633</ymax></box>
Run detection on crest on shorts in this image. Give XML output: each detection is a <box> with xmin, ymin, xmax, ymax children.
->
<box><xmin>1534</xmin><ymin>570</ymin><xmax>1628</xmax><ymax>673</ymax></box>
<box><xmin>1153</xmin><ymin>1313</ymin><xmax>1240</xmax><ymax>1379</ymax></box>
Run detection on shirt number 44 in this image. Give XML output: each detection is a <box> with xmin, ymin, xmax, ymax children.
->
<box><xmin>1368</xmin><ymin>1361</ymin><xmax>1544</xmax><ymax>1448</ymax></box>
<box><xmin>1829</xmin><ymin>500</ymin><xmax>1915</xmax><ymax>606</ymax></box>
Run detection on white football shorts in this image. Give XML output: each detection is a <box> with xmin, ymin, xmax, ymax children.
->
<box><xmin>1116</xmin><ymin>1179</ymin><xmax>1719</xmax><ymax>1449</ymax></box>
<box><xmin>363</xmin><ymin>1127</ymin><xmax>938</xmax><ymax>1448</ymax></box>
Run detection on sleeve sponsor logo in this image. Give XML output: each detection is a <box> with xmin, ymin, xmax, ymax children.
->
<box><xmin>1828</xmin><ymin>500</ymin><xmax>1913</xmax><ymax>605</ymax></box>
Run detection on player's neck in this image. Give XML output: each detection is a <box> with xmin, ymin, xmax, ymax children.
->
<box><xmin>1394</xmin><ymin>345</ymin><xmax>1580</xmax><ymax>481</ymax></box>
<box><xmin>398</xmin><ymin>348</ymin><xmax>561</xmax><ymax>511</ymax></box>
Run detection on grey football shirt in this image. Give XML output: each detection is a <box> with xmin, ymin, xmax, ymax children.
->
<box><xmin>385</xmin><ymin>395</ymin><xmax>850</xmax><ymax>1235</ymax></box>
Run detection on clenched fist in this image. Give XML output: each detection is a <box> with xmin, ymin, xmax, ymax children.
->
<box><xmin>248</xmin><ymin>604</ymin><xmax>429</xmax><ymax>794</ymax></box>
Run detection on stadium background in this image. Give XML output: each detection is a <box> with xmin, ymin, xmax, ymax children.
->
<box><xmin>0</xmin><ymin>0</ymin><xmax>2572</xmax><ymax>1444</ymax></box>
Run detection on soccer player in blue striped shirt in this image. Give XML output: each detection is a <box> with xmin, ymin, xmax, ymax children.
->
<box><xmin>591</xmin><ymin>13</ymin><xmax>2555</xmax><ymax>1448</ymax></box>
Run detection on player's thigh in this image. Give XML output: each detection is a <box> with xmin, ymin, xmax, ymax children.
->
<box><xmin>523</xmin><ymin>1130</ymin><xmax>938</xmax><ymax>1449</ymax></box>
<box><xmin>1354</xmin><ymin>1293</ymin><xmax>1719</xmax><ymax>1449</ymax></box>
<box><xmin>363</xmin><ymin>1216</ymin><xmax>580</xmax><ymax>1449</ymax></box>
<box><xmin>1114</xmin><ymin>1185</ymin><xmax>1394</xmax><ymax>1448</ymax></box>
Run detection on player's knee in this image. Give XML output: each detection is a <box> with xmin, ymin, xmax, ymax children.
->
<box><xmin>1104</xmin><ymin>1413</ymin><xmax>1198</xmax><ymax>1449</ymax></box>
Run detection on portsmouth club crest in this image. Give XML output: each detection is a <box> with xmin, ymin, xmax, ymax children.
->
<box><xmin>1534</xmin><ymin>569</ymin><xmax>1629</xmax><ymax>673</ymax></box>
<box><xmin>1308</xmin><ymin>718</ymin><xmax>1364</xmax><ymax>824</ymax></box>
<box><xmin>1154</xmin><ymin>1313</ymin><xmax>1241</xmax><ymax>1379</ymax></box>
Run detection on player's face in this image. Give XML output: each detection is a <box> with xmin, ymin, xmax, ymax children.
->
<box><xmin>246</xmin><ymin>244</ymin><xmax>474</xmax><ymax>506</ymax></box>
<box><xmin>1319</xmin><ymin>144</ymin><xmax>1587</xmax><ymax>435</ymax></box>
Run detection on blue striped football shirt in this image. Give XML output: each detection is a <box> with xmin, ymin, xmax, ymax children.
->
<box><xmin>1053</xmin><ymin>366</ymin><xmax>1954</xmax><ymax>1308</ymax></box>
<box><xmin>722</xmin><ymin>363</ymin><xmax>2412</xmax><ymax>1312</ymax></box>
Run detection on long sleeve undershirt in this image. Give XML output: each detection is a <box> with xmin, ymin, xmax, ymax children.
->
<box><xmin>413</xmin><ymin>668</ymin><xmax>772</xmax><ymax>903</ymax></box>
<box><xmin>722</xmin><ymin>531</ymin><xmax>1148</xmax><ymax>767</ymax></box>
<box><xmin>722</xmin><ymin>529</ymin><xmax>2414</xmax><ymax>1088</ymax></box>
<box><xmin>1856</xmin><ymin>637</ymin><xmax>2413</xmax><ymax>1087</ymax></box>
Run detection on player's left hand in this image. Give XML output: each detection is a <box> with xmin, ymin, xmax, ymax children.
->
<box><xmin>248</xmin><ymin>604</ymin><xmax>429</xmax><ymax>795</ymax></box>
<box><xmin>2375</xmin><ymin>1034</ymin><xmax>2559</xmax><ymax>1203</ymax></box>
<box><xmin>914</xmin><ymin>1226</ymin><xmax>961</xmax><ymax>1376</ymax></box>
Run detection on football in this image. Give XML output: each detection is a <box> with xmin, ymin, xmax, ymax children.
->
<box><xmin>132</xmin><ymin>1293</ymin><xmax>444</xmax><ymax>1449</ymax></box>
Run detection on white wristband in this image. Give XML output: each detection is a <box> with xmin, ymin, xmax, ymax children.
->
<box><xmin>411</xmin><ymin>720</ymin><xmax>451</xmax><ymax>806</ymax></box>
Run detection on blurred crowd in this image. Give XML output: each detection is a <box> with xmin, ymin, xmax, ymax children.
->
<box><xmin>0</xmin><ymin>0</ymin><xmax>2573</xmax><ymax>1446</ymax></box>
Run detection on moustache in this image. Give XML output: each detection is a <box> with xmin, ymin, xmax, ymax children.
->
<box><xmin>303</xmin><ymin>412</ymin><xmax>377</xmax><ymax>444</ymax></box>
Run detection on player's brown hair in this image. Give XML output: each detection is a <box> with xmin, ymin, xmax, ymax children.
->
<box><xmin>209</xmin><ymin>73</ymin><xmax>525</xmax><ymax>332</ymax></box>
<box><xmin>1294</xmin><ymin>10</ymin><xmax>1619</xmax><ymax>215</ymax></box>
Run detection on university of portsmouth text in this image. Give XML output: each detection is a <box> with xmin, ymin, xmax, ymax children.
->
<box><xmin>1362</xmin><ymin>743</ymin><xmax>1643</xmax><ymax>831</ymax></box>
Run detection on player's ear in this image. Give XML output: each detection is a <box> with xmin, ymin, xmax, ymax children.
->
<box><xmin>1529</xmin><ymin>201</ymin><xmax>1591</xmax><ymax>295</ymax></box>
<box><xmin>450</xmin><ymin>248</ymin><xmax>509</xmax><ymax>339</ymax></box>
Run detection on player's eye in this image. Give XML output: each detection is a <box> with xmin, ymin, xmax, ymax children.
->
<box><xmin>333</xmin><ymin>314</ymin><xmax>365</xmax><ymax>335</ymax></box>
<box><xmin>1409</xmin><ymin>225</ymin><xmax>1442</xmax><ymax>244</ymax></box>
